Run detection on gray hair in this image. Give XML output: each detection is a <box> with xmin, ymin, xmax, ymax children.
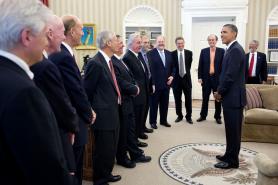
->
<box><xmin>207</xmin><ymin>34</ymin><xmax>218</xmax><ymax>41</ymax></box>
<box><xmin>223</xmin><ymin>24</ymin><xmax>238</xmax><ymax>37</ymax></box>
<box><xmin>127</xmin><ymin>33</ymin><xmax>141</xmax><ymax>49</ymax></box>
<box><xmin>250</xmin><ymin>39</ymin><xmax>259</xmax><ymax>46</ymax></box>
<box><xmin>96</xmin><ymin>30</ymin><xmax>115</xmax><ymax>49</ymax></box>
<box><xmin>0</xmin><ymin>0</ymin><xmax>52</xmax><ymax>51</ymax></box>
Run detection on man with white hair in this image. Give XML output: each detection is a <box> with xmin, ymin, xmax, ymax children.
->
<box><xmin>122</xmin><ymin>33</ymin><xmax>150</xmax><ymax>147</ymax></box>
<box><xmin>0</xmin><ymin>0</ymin><xmax>73</xmax><ymax>185</ymax></box>
<box><xmin>84</xmin><ymin>30</ymin><xmax>121</xmax><ymax>185</ymax></box>
<box><xmin>245</xmin><ymin>40</ymin><xmax>267</xmax><ymax>84</ymax></box>
<box><xmin>30</xmin><ymin>15</ymin><xmax>80</xmax><ymax>177</ymax></box>
<box><xmin>49</xmin><ymin>14</ymin><xmax>94</xmax><ymax>185</ymax></box>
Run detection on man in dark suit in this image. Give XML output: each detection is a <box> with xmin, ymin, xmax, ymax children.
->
<box><xmin>123</xmin><ymin>33</ymin><xmax>149</xmax><ymax>145</ymax></box>
<box><xmin>30</xmin><ymin>15</ymin><xmax>81</xmax><ymax>177</ymax></box>
<box><xmin>197</xmin><ymin>34</ymin><xmax>225</xmax><ymax>124</ymax></box>
<box><xmin>112</xmin><ymin>35</ymin><xmax>151</xmax><ymax>169</ymax></box>
<box><xmin>246</xmin><ymin>40</ymin><xmax>267</xmax><ymax>84</ymax></box>
<box><xmin>138</xmin><ymin>35</ymin><xmax>153</xmax><ymax>134</ymax></box>
<box><xmin>0</xmin><ymin>1</ymin><xmax>73</xmax><ymax>185</ymax></box>
<box><xmin>49</xmin><ymin>15</ymin><xmax>94</xmax><ymax>185</ymax></box>
<box><xmin>214</xmin><ymin>24</ymin><xmax>246</xmax><ymax>169</ymax></box>
<box><xmin>172</xmin><ymin>37</ymin><xmax>193</xmax><ymax>124</ymax></box>
<box><xmin>84</xmin><ymin>31</ymin><xmax>121</xmax><ymax>185</ymax></box>
<box><xmin>148</xmin><ymin>35</ymin><xmax>174</xmax><ymax>129</ymax></box>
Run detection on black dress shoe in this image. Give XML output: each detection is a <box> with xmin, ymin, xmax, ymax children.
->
<box><xmin>107</xmin><ymin>174</ymin><xmax>121</xmax><ymax>182</ymax></box>
<box><xmin>216</xmin><ymin>155</ymin><xmax>227</xmax><ymax>162</ymax></box>
<box><xmin>144</xmin><ymin>127</ymin><xmax>153</xmax><ymax>133</ymax></box>
<box><xmin>150</xmin><ymin>124</ymin><xmax>157</xmax><ymax>129</ymax></box>
<box><xmin>216</xmin><ymin>119</ymin><xmax>222</xmax><ymax>124</ymax></box>
<box><xmin>175</xmin><ymin>116</ymin><xmax>183</xmax><ymax>122</ymax></box>
<box><xmin>160</xmin><ymin>122</ymin><xmax>171</xmax><ymax>127</ymax></box>
<box><xmin>196</xmin><ymin>117</ymin><xmax>206</xmax><ymax>122</ymax></box>
<box><xmin>214</xmin><ymin>161</ymin><xmax>239</xmax><ymax>169</ymax></box>
<box><xmin>186</xmin><ymin>118</ymin><xmax>193</xmax><ymax>124</ymax></box>
<box><xmin>133</xmin><ymin>155</ymin><xmax>151</xmax><ymax>163</ymax></box>
<box><xmin>137</xmin><ymin>141</ymin><xmax>148</xmax><ymax>147</ymax></box>
<box><xmin>138</xmin><ymin>133</ymin><xmax>148</xmax><ymax>139</ymax></box>
<box><xmin>117</xmin><ymin>159</ymin><xmax>136</xmax><ymax>168</ymax></box>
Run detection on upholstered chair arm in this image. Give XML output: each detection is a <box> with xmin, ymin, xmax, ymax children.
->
<box><xmin>254</xmin><ymin>153</ymin><xmax>278</xmax><ymax>177</ymax></box>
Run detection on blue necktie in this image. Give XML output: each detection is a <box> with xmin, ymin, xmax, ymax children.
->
<box><xmin>160</xmin><ymin>50</ymin><xmax>165</xmax><ymax>66</ymax></box>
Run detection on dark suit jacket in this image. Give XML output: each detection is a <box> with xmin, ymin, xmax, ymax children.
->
<box><xmin>84</xmin><ymin>52</ymin><xmax>120</xmax><ymax>130</ymax></box>
<box><xmin>0</xmin><ymin>56</ymin><xmax>72</xmax><ymax>185</ymax></box>
<box><xmin>218</xmin><ymin>41</ymin><xmax>246</xmax><ymax>108</ymax></box>
<box><xmin>49</xmin><ymin>44</ymin><xmax>92</xmax><ymax>146</ymax></box>
<box><xmin>112</xmin><ymin>56</ymin><xmax>138</xmax><ymax>115</ymax></box>
<box><xmin>198</xmin><ymin>47</ymin><xmax>225</xmax><ymax>85</ymax></box>
<box><xmin>245</xmin><ymin>52</ymin><xmax>267</xmax><ymax>82</ymax></box>
<box><xmin>30</xmin><ymin>57</ymin><xmax>79</xmax><ymax>133</ymax></box>
<box><xmin>171</xmin><ymin>49</ymin><xmax>192</xmax><ymax>88</ymax></box>
<box><xmin>148</xmin><ymin>48</ymin><xmax>174</xmax><ymax>90</ymax></box>
<box><xmin>123</xmin><ymin>50</ymin><xmax>148</xmax><ymax>105</ymax></box>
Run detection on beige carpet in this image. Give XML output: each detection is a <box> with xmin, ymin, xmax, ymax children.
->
<box><xmin>84</xmin><ymin>108</ymin><xmax>278</xmax><ymax>185</ymax></box>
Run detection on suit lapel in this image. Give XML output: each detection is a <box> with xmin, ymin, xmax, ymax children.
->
<box><xmin>155</xmin><ymin>49</ymin><xmax>165</xmax><ymax>68</ymax></box>
<box><xmin>183</xmin><ymin>49</ymin><xmax>188</xmax><ymax>70</ymax></box>
<box><xmin>97</xmin><ymin>52</ymin><xmax>117</xmax><ymax>91</ymax></box>
<box><xmin>61</xmin><ymin>45</ymin><xmax>82</xmax><ymax>79</ymax></box>
<box><xmin>256</xmin><ymin>53</ymin><xmax>261</xmax><ymax>74</ymax></box>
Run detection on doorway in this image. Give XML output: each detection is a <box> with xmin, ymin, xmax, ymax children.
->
<box><xmin>191</xmin><ymin>17</ymin><xmax>235</xmax><ymax>99</ymax></box>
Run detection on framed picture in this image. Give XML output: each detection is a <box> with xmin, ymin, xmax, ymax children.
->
<box><xmin>270</xmin><ymin>51</ymin><xmax>278</xmax><ymax>62</ymax></box>
<box><xmin>76</xmin><ymin>24</ymin><xmax>96</xmax><ymax>50</ymax></box>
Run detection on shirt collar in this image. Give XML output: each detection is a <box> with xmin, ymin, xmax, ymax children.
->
<box><xmin>62</xmin><ymin>42</ymin><xmax>74</xmax><ymax>56</ymax></box>
<box><xmin>157</xmin><ymin>48</ymin><xmax>164</xmax><ymax>53</ymax></box>
<box><xmin>226</xmin><ymin>40</ymin><xmax>237</xmax><ymax>50</ymax></box>
<box><xmin>140</xmin><ymin>49</ymin><xmax>147</xmax><ymax>55</ymax></box>
<box><xmin>178</xmin><ymin>49</ymin><xmax>184</xmax><ymax>54</ymax></box>
<box><xmin>129</xmin><ymin>49</ymin><xmax>138</xmax><ymax>58</ymax></box>
<box><xmin>99</xmin><ymin>50</ymin><xmax>111</xmax><ymax>63</ymax></box>
<box><xmin>0</xmin><ymin>50</ymin><xmax>34</xmax><ymax>79</ymax></box>
<box><xmin>114</xmin><ymin>54</ymin><xmax>121</xmax><ymax>60</ymax></box>
<box><xmin>43</xmin><ymin>50</ymin><xmax>48</xmax><ymax>58</ymax></box>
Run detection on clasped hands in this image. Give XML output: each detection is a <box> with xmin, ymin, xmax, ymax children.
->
<box><xmin>213</xmin><ymin>91</ymin><xmax>222</xmax><ymax>102</ymax></box>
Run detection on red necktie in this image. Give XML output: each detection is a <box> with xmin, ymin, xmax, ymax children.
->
<box><xmin>248</xmin><ymin>53</ymin><xmax>255</xmax><ymax>77</ymax></box>
<box><xmin>109</xmin><ymin>60</ymin><xmax>121</xmax><ymax>104</ymax></box>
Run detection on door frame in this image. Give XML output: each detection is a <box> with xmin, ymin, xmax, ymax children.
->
<box><xmin>182</xmin><ymin>0</ymin><xmax>249</xmax><ymax>51</ymax></box>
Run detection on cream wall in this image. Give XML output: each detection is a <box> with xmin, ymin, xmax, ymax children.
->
<box><xmin>246</xmin><ymin>0</ymin><xmax>278</xmax><ymax>52</ymax></box>
<box><xmin>49</xmin><ymin>0</ymin><xmax>182</xmax><ymax>67</ymax></box>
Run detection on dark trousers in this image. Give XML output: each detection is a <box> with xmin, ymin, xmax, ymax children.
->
<box><xmin>60</xmin><ymin>130</ymin><xmax>76</xmax><ymax>172</ymax></box>
<box><xmin>149</xmin><ymin>88</ymin><xmax>170</xmax><ymax>124</ymax></box>
<box><xmin>173</xmin><ymin>79</ymin><xmax>192</xmax><ymax>120</ymax></box>
<box><xmin>223</xmin><ymin>107</ymin><xmax>243</xmax><ymax>165</ymax></box>
<box><xmin>73</xmin><ymin>145</ymin><xmax>85</xmax><ymax>185</ymax></box>
<box><xmin>247</xmin><ymin>76</ymin><xmax>261</xmax><ymax>84</ymax></box>
<box><xmin>134</xmin><ymin>104</ymin><xmax>146</xmax><ymax>137</ymax></box>
<box><xmin>92</xmin><ymin>128</ymin><xmax>119</xmax><ymax>185</ymax></box>
<box><xmin>116</xmin><ymin>109</ymin><xmax>143</xmax><ymax>162</ymax></box>
<box><xmin>143</xmin><ymin>96</ymin><xmax>150</xmax><ymax>129</ymax></box>
<box><xmin>200</xmin><ymin>75</ymin><xmax>221</xmax><ymax>119</ymax></box>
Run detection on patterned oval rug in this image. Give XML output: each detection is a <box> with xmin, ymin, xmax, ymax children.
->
<box><xmin>159</xmin><ymin>143</ymin><xmax>257</xmax><ymax>185</ymax></box>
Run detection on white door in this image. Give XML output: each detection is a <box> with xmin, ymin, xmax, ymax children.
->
<box><xmin>191</xmin><ymin>17</ymin><xmax>235</xmax><ymax>99</ymax></box>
